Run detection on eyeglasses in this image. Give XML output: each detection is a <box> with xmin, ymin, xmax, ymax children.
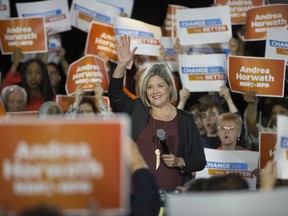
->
<box><xmin>217</xmin><ymin>126</ymin><xmax>236</xmax><ymax>132</ymax></box>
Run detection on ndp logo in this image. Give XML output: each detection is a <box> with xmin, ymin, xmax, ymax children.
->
<box><xmin>280</xmin><ymin>137</ymin><xmax>288</xmax><ymax>148</ymax></box>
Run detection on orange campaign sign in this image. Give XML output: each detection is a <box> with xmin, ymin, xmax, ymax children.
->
<box><xmin>85</xmin><ymin>22</ymin><xmax>117</xmax><ymax>63</ymax></box>
<box><xmin>66</xmin><ymin>55</ymin><xmax>109</xmax><ymax>95</ymax></box>
<box><xmin>0</xmin><ymin>116</ymin><xmax>130</xmax><ymax>214</ymax></box>
<box><xmin>259</xmin><ymin>132</ymin><xmax>277</xmax><ymax>169</ymax></box>
<box><xmin>56</xmin><ymin>95</ymin><xmax>110</xmax><ymax>113</ymax></box>
<box><xmin>228</xmin><ymin>55</ymin><xmax>286</xmax><ymax>97</ymax></box>
<box><xmin>0</xmin><ymin>17</ymin><xmax>47</xmax><ymax>54</ymax></box>
<box><xmin>215</xmin><ymin>0</ymin><xmax>264</xmax><ymax>25</ymax></box>
<box><xmin>244</xmin><ymin>4</ymin><xmax>288</xmax><ymax>41</ymax></box>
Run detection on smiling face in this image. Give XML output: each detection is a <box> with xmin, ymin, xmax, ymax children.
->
<box><xmin>25</xmin><ymin>62</ymin><xmax>42</xmax><ymax>90</ymax></box>
<box><xmin>146</xmin><ymin>75</ymin><xmax>171</xmax><ymax>108</ymax></box>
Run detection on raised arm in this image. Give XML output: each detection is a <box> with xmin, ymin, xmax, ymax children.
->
<box><xmin>219</xmin><ymin>85</ymin><xmax>238</xmax><ymax>113</ymax></box>
<box><xmin>112</xmin><ymin>35</ymin><xmax>137</xmax><ymax>78</ymax></box>
<box><xmin>243</xmin><ymin>91</ymin><xmax>258</xmax><ymax>138</ymax></box>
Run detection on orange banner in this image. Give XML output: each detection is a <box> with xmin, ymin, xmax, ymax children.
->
<box><xmin>85</xmin><ymin>22</ymin><xmax>117</xmax><ymax>63</ymax></box>
<box><xmin>0</xmin><ymin>117</ymin><xmax>129</xmax><ymax>214</ymax></box>
<box><xmin>0</xmin><ymin>17</ymin><xmax>47</xmax><ymax>54</ymax></box>
<box><xmin>259</xmin><ymin>132</ymin><xmax>276</xmax><ymax>169</ymax></box>
<box><xmin>215</xmin><ymin>0</ymin><xmax>264</xmax><ymax>25</ymax></box>
<box><xmin>244</xmin><ymin>4</ymin><xmax>288</xmax><ymax>41</ymax></box>
<box><xmin>208</xmin><ymin>169</ymin><xmax>253</xmax><ymax>178</ymax></box>
<box><xmin>228</xmin><ymin>55</ymin><xmax>286</xmax><ymax>97</ymax></box>
<box><xmin>66</xmin><ymin>55</ymin><xmax>109</xmax><ymax>95</ymax></box>
<box><xmin>56</xmin><ymin>95</ymin><xmax>110</xmax><ymax>113</ymax></box>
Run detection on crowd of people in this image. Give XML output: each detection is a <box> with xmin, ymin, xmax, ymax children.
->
<box><xmin>1</xmin><ymin>0</ymin><xmax>288</xmax><ymax>215</ymax></box>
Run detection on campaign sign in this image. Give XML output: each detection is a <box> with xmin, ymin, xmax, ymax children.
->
<box><xmin>196</xmin><ymin>148</ymin><xmax>259</xmax><ymax>190</ymax></box>
<box><xmin>244</xmin><ymin>4</ymin><xmax>288</xmax><ymax>41</ymax></box>
<box><xmin>228</xmin><ymin>55</ymin><xmax>286</xmax><ymax>97</ymax></box>
<box><xmin>56</xmin><ymin>95</ymin><xmax>110</xmax><ymax>113</ymax></box>
<box><xmin>178</xmin><ymin>54</ymin><xmax>226</xmax><ymax>92</ymax></box>
<box><xmin>0</xmin><ymin>17</ymin><xmax>47</xmax><ymax>54</ymax></box>
<box><xmin>265</xmin><ymin>28</ymin><xmax>288</xmax><ymax>62</ymax></box>
<box><xmin>113</xmin><ymin>17</ymin><xmax>162</xmax><ymax>56</ymax></box>
<box><xmin>259</xmin><ymin>132</ymin><xmax>276</xmax><ymax>169</ymax></box>
<box><xmin>215</xmin><ymin>0</ymin><xmax>264</xmax><ymax>25</ymax></box>
<box><xmin>0</xmin><ymin>116</ymin><xmax>130</xmax><ymax>215</ymax></box>
<box><xmin>85</xmin><ymin>21</ymin><xmax>117</xmax><ymax>63</ymax></box>
<box><xmin>275</xmin><ymin>115</ymin><xmax>288</xmax><ymax>179</ymax></box>
<box><xmin>16</xmin><ymin>0</ymin><xmax>71</xmax><ymax>34</ymax></box>
<box><xmin>66</xmin><ymin>55</ymin><xmax>109</xmax><ymax>95</ymax></box>
<box><xmin>175</xmin><ymin>6</ymin><xmax>232</xmax><ymax>45</ymax></box>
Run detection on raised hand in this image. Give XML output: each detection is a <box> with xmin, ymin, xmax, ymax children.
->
<box><xmin>116</xmin><ymin>35</ymin><xmax>137</xmax><ymax>65</ymax></box>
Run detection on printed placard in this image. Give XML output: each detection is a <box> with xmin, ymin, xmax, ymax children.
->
<box><xmin>69</xmin><ymin>0</ymin><xmax>121</xmax><ymax>32</ymax></box>
<box><xmin>275</xmin><ymin>115</ymin><xmax>288</xmax><ymax>179</ymax></box>
<box><xmin>175</xmin><ymin>6</ymin><xmax>232</xmax><ymax>45</ymax></box>
<box><xmin>16</xmin><ymin>0</ymin><xmax>71</xmax><ymax>34</ymax></box>
<box><xmin>244</xmin><ymin>4</ymin><xmax>288</xmax><ymax>41</ymax></box>
<box><xmin>228</xmin><ymin>55</ymin><xmax>286</xmax><ymax>97</ymax></box>
<box><xmin>0</xmin><ymin>0</ymin><xmax>10</xmax><ymax>19</ymax></box>
<box><xmin>196</xmin><ymin>148</ymin><xmax>259</xmax><ymax>190</ymax></box>
<box><xmin>97</xmin><ymin>0</ymin><xmax>134</xmax><ymax>17</ymax></box>
<box><xmin>215</xmin><ymin>0</ymin><xmax>264</xmax><ymax>25</ymax></box>
<box><xmin>259</xmin><ymin>132</ymin><xmax>276</xmax><ymax>169</ymax></box>
<box><xmin>113</xmin><ymin>17</ymin><xmax>162</xmax><ymax>56</ymax></box>
<box><xmin>178</xmin><ymin>54</ymin><xmax>226</xmax><ymax>92</ymax></box>
<box><xmin>85</xmin><ymin>21</ymin><xmax>117</xmax><ymax>63</ymax></box>
<box><xmin>0</xmin><ymin>116</ymin><xmax>130</xmax><ymax>215</ymax></box>
<box><xmin>56</xmin><ymin>94</ymin><xmax>110</xmax><ymax>113</ymax></box>
<box><xmin>162</xmin><ymin>4</ymin><xmax>188</xmax><ymax>37</ymax></box>
<box><xmin>66</xmin><ymin>55</ymin><xmax>109</xmax><ymax>95</ymax></box>
<box><xmin>0</xmin><ymin>17</ymin><xmax>47</xmax><ymax>54</ymax></box>
<box><xmin>265</xmin><ymin>28</ymin><xmax>288</xmax><ymax>62</ymax></box>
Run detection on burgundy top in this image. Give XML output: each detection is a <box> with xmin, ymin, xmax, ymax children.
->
<box><xmin>136</xmin><ymin>114</ymin><xmax>182</xmax><ymax>190</ymax></box>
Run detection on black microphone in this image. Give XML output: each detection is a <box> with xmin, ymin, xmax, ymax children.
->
<box><xmin>156</xmin><ymin>129</ymin><xmax>170</xmax><ymax>154</ymax></box>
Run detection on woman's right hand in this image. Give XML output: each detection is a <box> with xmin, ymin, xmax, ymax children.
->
<box><xmin>116</xmin><ymin>35</ymin><xmax>137</xmax><ymax>65</ymax></box>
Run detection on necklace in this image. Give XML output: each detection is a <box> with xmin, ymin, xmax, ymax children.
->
<box><xmin>151</xmin><ymin>105</ymin><xmax>173</xmax><ymax>170</ymax></box>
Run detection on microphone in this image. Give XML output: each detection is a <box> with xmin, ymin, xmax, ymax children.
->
<box><xmin>156</xmin><ymin>129</ymin><xmax>170</xmax><ymax>154</ymax></box>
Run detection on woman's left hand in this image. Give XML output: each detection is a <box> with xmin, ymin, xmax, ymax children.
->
<box><xmin>162</xmin><ymin>153</ymin><xmax>181</xmax><ymax>167</ymax></box>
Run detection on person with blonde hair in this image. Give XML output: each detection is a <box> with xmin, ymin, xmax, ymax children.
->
<box><xmin>108</xmin><ymin>36</ymin><xmax>206</xmax><ymax>190</ymax></box>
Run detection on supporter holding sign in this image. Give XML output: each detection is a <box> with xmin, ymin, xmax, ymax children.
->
<box><xmin>69</xmin><ymin>0</ymin><xmax>121</xmax><ymax>32</ymax></box>
<box><xmin>0</xmin><ymin>17</ymin><xmax>47</xmax><ymax>54</ymax></box>
<box><xmin>228</xmin><ymin>55</ymin><xmax>286</xmax><ymax>97</ymax></box>
<box><xmin>243</xmin><ymin>4</ymin><xmax>288</xmax><ymax>41</ymax></box>
<box><xmin>215</xmin><ymin>0</ymin><xmax>264</xmax><ymax>25</ymax></box>
<box><xmin>178</xmin><ymin>54</ymin><xmax>227</xmax><ymax>92</ymax></box>
<box><xmin>16</xmin><ymin>0</ymin><xmax>71</xmax><ymax>34</ymax></box>
<box><xmin>113</xmin><ymin>17</ymin><xmax>162</xmax><ymax>57</ymax></box>
<box><xmin>175</xmin><ymin>6</ymin><xmax>232</xmax><ymax>45</ymax></box>
<box><xmin>65</xmin><ymin>55</ymin><xmax>109</xmax><ymax>95</ymax></box>
<box><xmin>265</xmin><ymin>28</ymin><xmax>288</xmax><ymax>62</ymax></box>
<box><xmin>85</xmin><ymin>22</ymin><xmax>117</xmax><ymax>63</ymax></box>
